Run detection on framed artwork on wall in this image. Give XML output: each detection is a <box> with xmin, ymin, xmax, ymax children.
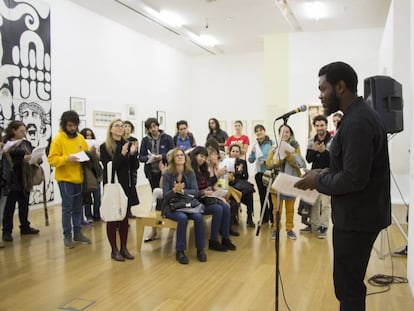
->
<box><xmin>126</xmin><ymin>104</ymin><xmax>137</xmax><ymax>120</ymax></box>
<box><xmin>219</xmin><ymin>120</ymin><xmax>227</xmax><ymax>132</ymax></box>
<box><xmin>156</xmin><ymin>110</ymin><xmax>166</xmax><ymax>130</ymax></box>
<box><xmin>79</xmin><ymin>119</ymin><xmax>86</xmax><ymax>130</ymax></box>
<box><xmin>141</xmin><ymin>120</ymin><xmax>147</xmax><ymax>138</ymax></box>
<box><xmin>70</xmin><ymin>97</ymin><xmax>86</xmax><ymax>116</ymax></box>
<box><xmin>93</xmin><ymin>110</ymin><xmax>122</xmax><ymax>127</ymax></box>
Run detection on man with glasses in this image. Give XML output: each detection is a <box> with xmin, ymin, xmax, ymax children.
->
<box><xmin>173</xmin><ymin>120</ymin><xmax>196</xmax><ymax>151</ymax></box>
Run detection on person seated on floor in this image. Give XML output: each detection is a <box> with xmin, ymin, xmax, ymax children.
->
<box><xmin>228</xmin><ymin>144</ymin><xmax>255</xmax><ymax>228</ymax></box>
<box><xmin>162</xmin><ymin>148</ymin><xmax>207</xmax><ymax>264</ymax></box>
<box><xmin>189</xmin><ymin>146</ymin><xmax>238</xmax><ymax>248</ymax></box>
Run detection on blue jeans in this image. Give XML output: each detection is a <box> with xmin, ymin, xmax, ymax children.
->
<box><xmin>58</xmin><ymin>182</ymin><xmax>83</xmax><ymax>238</ymax></box>
<box><xmin>165</xmin><ymin>210</ymin><xmax>205</xmax><ymax>251</ymax></box>
<box><xmin>204</xmin><ymin>200</ymin><xmax>230</xmax><ymax>240</ymax></box>
<box><xmin>84</xmin><ymin>187</ymin><xmax>101</xmax><ymax>220</ymax></box>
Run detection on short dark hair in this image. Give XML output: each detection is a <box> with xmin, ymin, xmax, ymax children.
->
<box><xmin>318</xmin><ymin>61</ymin><xmax>358</xmax><ymax>94</ymax></box>
<box><xmin>176</xmin><ymin>120</ymin><xmax>188</xmax><ymax>129</ymax></box>
<box><xmin>145</xmin><ymin>117</ymin><xmax>159</xmax><ymax>130</ymax></box>
<box><xmin>124</xmin><ymin>120</ymin><xmax>135</xmax><ymax>132</ymax></box>
<box><xmin>312</xmin><ymin>114</ymin><xmax>328</xmax><ymax>125</ymax></box>
<box><xmin>254</xmin><ymin>124</ymin><xmax>265</xmax><ymax>132</ymax></box>
<box><xmin>60</xmin><ymin>110</ymin><xmax>80</xmax><ymax>129</ymax></box>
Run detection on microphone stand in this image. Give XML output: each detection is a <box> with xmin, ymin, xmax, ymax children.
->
<box><xmin>255</xmin><ymin>116</ymin><xmax>289</xmax><ymax>311</ymax></box>
<box><xmin>273</xmin><ymin>117</ymin><xmax>290</xmax><ymax>311</ymax></box>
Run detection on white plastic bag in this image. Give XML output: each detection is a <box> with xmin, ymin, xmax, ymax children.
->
<box><xmin>100</xmin><ymin>162</ymin><xmax>127</xmax><ymax>222</ymax></box>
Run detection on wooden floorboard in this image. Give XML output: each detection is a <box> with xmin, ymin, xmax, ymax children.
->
<box><xmin>0</xmin><ymin>184</ymin><xmax>412</xmax><ymax>311</ymax></box>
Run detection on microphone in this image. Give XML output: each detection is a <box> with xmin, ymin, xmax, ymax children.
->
<box><xmin>275</xmin><ymin>105</ymin><xmax>307</xmax><ymax>121</ymax></box>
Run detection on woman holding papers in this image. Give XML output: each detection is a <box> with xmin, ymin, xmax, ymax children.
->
<box><xmin>2</xmin><ymin>121</ymin><xmax>39</xmax><ymax>242</ymax></box>
<box><xmin>248</xmin><ymin>124</ymin><xmax>274</xmax><ymax>224</ymax></box>
<box><xmin>80</xmin><ymin>128</ymin><xmax>101</xmax><ymax>222</ymax></box>
<box><xmin>100</xmin><ymin>119</ymin><xmax>139</xmax><ymax>261</ymax></box>
<box><xmin>190</xmin><ymin>146</ymin><xmax>236</xmax><ymax>251</ymax></box>
<box><xmin>266</xmin><ymin>124</ymin><xmax>306</xmax><ymax>240</ymax></box>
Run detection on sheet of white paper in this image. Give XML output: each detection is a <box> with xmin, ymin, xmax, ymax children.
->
<box><xmin>273</xmin><ymin>141</ymin><xmax>295</xmax><ymax>160</ymax></box>
<box><xmin>3</xmin><ymin>139</ymin><xmax>23</xmax><ymax>152</ymax></box>
<box><xmin>211</xmin><ymin>189</ymin><xmax>228</xmax><ymax>198</ymax></box>
<box><xmin>85</xmin><ymin>139</ymin><xmax>99</xmax><ymax>150</ymax></box>
<box><xmin>253</xmin><ymin>142</ymin><xmax>264</xmax><ymax>172</ymax></box>
<box><xmin>73</xmin><ymin>151</ymin><xmax>90</xmax><ymax>162</ymax></box>
<box><xmin>219</xmin><ymin>157</ymin><xmax>235</xmax><ymax>173</ymax></box>
<box><xmin>271</xmin><ymin>173</ymin><xmax>320</xmax><ymax>205</ymax></box>
<box><xmin>29</xmin><ymin>145</ymin><xmax>47</xmax><ymax>164</ymax></box>
<box><xmin>146</xmin><ymin>149</ymin><xmax>158</xmax><ymax>164</ymax></box>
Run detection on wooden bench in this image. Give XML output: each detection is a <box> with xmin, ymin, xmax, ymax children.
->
<box><xmin>135</xmin><ymin>210</ymin><xmax>211</xmax><ymax>252</ymax></box>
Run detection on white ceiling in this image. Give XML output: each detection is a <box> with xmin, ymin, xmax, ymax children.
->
<box><xmin>70</xmin><ymin>0</ymin><xmax>391</xmax><ymax>55</ymax></box>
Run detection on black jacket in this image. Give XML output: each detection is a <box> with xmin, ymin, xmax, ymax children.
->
<box><xmin>316</xmin><ymin>97</ymin><xmax>391</xmax><ymax>232</ymax></box>
<box><xmin>100</xmin><ymin>139</ymin><xmax>139</xmax><ymax>207</ymax></box>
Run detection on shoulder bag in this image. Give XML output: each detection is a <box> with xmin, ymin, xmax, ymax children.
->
<box><xmin>167</xmin><ymin>192</ymin><xmax>204</xmax><ymax>214</ymax></box>
<box><xmin>100</xmin><ymin>161</ymin><xmax>128</xmax><ymax>222</ymax></box>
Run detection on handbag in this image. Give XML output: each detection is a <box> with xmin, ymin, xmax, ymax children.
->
<box><xmin>230</xmin><ymin>179</ymin><xmax>255</xmax><ymax>195</ymax></box>
<box><xmin>168</xmin><ymin>192</ymin><xmax>204</xmax><ymax>214</ymax></box>
<box><xmin>199</xmin><ymin>196</ymin><xmax>218</xmax><ymax>206</ymax></box>
<box><xmin>100</xmin><ymin>161</ymin><xmax>128</xmax><ymax>222</ymax></box>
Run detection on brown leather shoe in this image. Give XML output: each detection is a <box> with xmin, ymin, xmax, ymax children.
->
<box><xmin>111</xmin><ymin>251</ymin><xmax>125</xmax><ymax>262</ymax></box>
<box><xmin>120</xmin><ymin>248</ymin><xmax>135</xmax><ymax>260</ymax></box>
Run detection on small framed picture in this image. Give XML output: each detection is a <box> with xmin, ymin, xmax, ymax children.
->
<box><xmin>219</xmin><ymin>120</ymin><xmax>227</xmax><ymax>132</ymax></box>
<box><xmin>156</xmin><ymin>110</ymin><xmax>166</xmax><ymax>130</ymax></box>
<box><xmin>141</xmin><ymin>120</ymin><xmax>147</xmax><ymax>138</ymax></box>
<box><xmin>79</xmin><ymin>119</ymin><xmax>86</xmax><ymax>130</ymax></box>
<box><xmin>93</xmin><ymin>110</ymin><xmax>122</xmax><ymax>127</ymax></box>
<box><xmin>126</xmin><ymin>104</ymin><xmax>137</xmax><ymax>120</ymax></box>
<box><xmin>70</xmin><ymin>97</ymin><xmax>86</xmax><ymax>116</ymax></box>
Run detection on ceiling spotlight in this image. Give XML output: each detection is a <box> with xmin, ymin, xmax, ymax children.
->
<box><xmin>304</xmin><ymin>1</ymin><xmax>326</xmax><ymax>20</ymax></box>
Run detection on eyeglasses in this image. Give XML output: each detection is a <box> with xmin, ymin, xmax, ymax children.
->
<box><xmin>112</xmin><ymin>124</ymin><xmax>124</xmax><ymax>128</ymax></box>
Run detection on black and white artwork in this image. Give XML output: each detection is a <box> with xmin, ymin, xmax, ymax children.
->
<box><xmin>0</xmin><ymin>0</ymin><xmax>53</xmax><ymax>204</ymax></box>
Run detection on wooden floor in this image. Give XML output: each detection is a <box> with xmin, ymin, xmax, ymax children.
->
<box><xmin>0</xmin><ymin>185</ymin><xmax>412</xmax><ymax>311</ymax></box>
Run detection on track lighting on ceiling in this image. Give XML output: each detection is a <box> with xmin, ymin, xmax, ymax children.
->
<box><xmin>115</xmin><ymin>0</ymin><xmax>218</xmax><ymax>55</ymax></box>
<box><xmin>274</xmin><ymin>0</ymin><xmax>302</xmax><ymax>31</ymax></box>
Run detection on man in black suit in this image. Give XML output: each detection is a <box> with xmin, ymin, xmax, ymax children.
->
<box><xmin>295</xmin><ymin>61</ymin><xmax>391</xmax><ymax>311</ymax></box>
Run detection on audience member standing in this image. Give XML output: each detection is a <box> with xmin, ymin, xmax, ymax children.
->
<box><xmin>302</xmin><ymin>115</ymin><xmax>332</xmax><ymax>238</ymax></box>
<box><xmin>48</xmin><ymin>111</ymin><xmax>90</xmax><ymax>249</ymax></box>
<box><xmin>295</xmin><ymin>61</ymin><xmax>391</xmax><ymax>311</ymax></box>
<box><xmin>206</xmin><ymin>118</ymin><xmax>228</xmax><ymax>152</ymax></box>
<box><xmin>267</xmin><ymin>124</ymin><xmax>306</xmax><ymax>240</ymax></box>
<box><xmin>173</xmin><ymin>120</ymin><xmax>196</xmax><ymax>151</ymax></box>
<box><xmin>79</xmin><ymin>128</ymin><xmax>101</xmax><ymax>222</ymax></box>
<box><xmin>248</xmin><ymin>124</ymin><xmax>274</xmax><ymax>225</ymax></box>
<box><xmin>100</xmin><ymin>119</ymin><xmax>139</xmax><ymax>261</ymax></box>
<box><xmin>225</xmin><ymin>120</ymin><xmax>250</xmax><ymax>157</ymax></box>
<box><xmin>2</xmin><ymin>121</ymin><xmax>40</xmax><ymax>242</ymax></box>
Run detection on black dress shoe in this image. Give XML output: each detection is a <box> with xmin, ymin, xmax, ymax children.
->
<box><xmin>111</xmin><ymin>251</ymin><xmax>125</xmax><ymax>262</ymax></box>
<box><xmin>209</xmin><ymin>239</ymin><xmax>228</xmax><ymax>252</ymax></box>
<box><xmin>20</xmin><ymin>227</ymin><xmax>40</xmax><ymax>235</ymax></box>
<box><xmin>197</xmin><ymin>249</ymin><xmax>207</xmax><ymax>262</ymax></box>
<box><xmin>222</xmin><ymin>238</ymin><xmax>236</xmax><ymax>251</ymax></box>
<box><xmin>120</xmin><ymin>248</ymin><xmax>135</xmax><ymax>260</ymax></box>
<box><xmin>230</xmin><ymin>229</ymin><xmax>240</xmax><ymax>236</ymax></box>
<box><xmin>176</xmin><ymin>251</ymin><xmax>189</xmax><ymax>264</ymax></box>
